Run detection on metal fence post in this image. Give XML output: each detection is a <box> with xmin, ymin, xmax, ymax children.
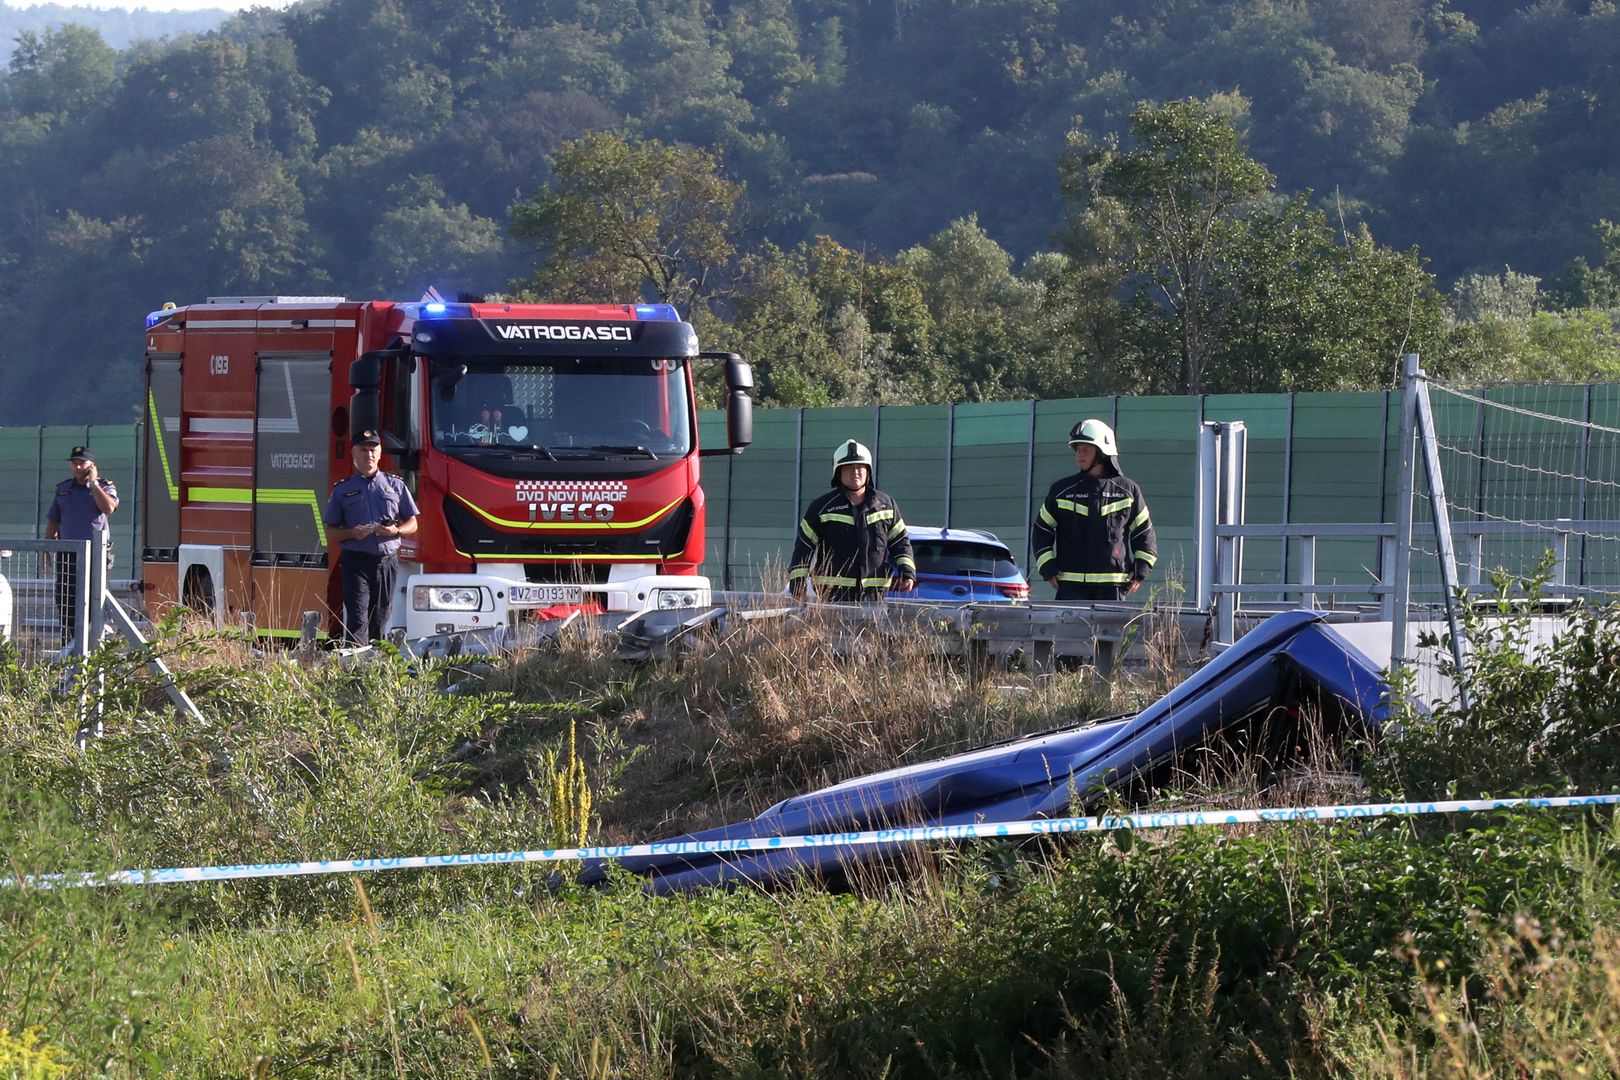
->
<box><xmin>88</xmin><ymin>529</ymin><xmax>108</xmax><ymax>650</ymax></box>
<box><xmin>72</xmin><ymin>538</ymin><xmax>91</xmax><ymax>661</ymax></box>
<box><xmin>1392</xmin><ymin>354</ymin><xmax>1420</xmax><ymax>669</ymax></box>
<box><xmin>1412</xmin><ymin>360</ymin><xmax>1472</xmax><ymax>712</ymax></box>
<box><xmin>1195</xmin><ymin>423</ymin><xmax>1217</xmax><ymax>612</ymax></box>
<box><xmin>1299</xmin><ymin>535</ymin><xmax>1317</xmax><ymax>610</ymax></box>
<box><xmin>1380</xmin><ymin>535</ymin><xmax>1398</xmax><ymax>623</ymax></box>
<box><xmin>944</xmin><ymin>403</ymin><xmax>955</xmax><ymax>528</ymax></box>
<box><xmin>1214</xmin><ymin>422</ymin><xmax>1247</xmax><ymax>646</ymax></box>
<box><xmin>1229</xmin><ymin>422</ymin><xmax>1248</xmax><ymax>593</ymax></box>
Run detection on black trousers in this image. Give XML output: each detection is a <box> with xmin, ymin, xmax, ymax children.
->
<box><xmin>1055</xmin><ymin>581</ymin><xmax>1131</xmax><ymax>602</ymax></box>
<box><xmin>54</xmin><ymin>552</ymin><xmax>79</xmax><ymax>645</ymax></box>
<box><xmin>339</xmin><ymin>551</ymin><xmax>398</xmax><ymax>644</ymax></box>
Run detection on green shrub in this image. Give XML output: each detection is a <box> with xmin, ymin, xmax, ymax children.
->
<box><xmin>2</xmin><ymin>602</ymin><xmax>1616</xmax><ymax>1076</ymax></box>
<box><xmin>1375</xmin><ymin>564</ymin><xmax>1620</xmax><ymax>800</ymax></box>
<box><xmin>0</xmin><ymin>634</ymin><xmax>594</xmax><ymax>925</ymax></box>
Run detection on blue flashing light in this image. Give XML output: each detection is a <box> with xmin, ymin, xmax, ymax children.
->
<box><xmin>407</xmin><ymin>301</ymin><xmax>471</xmax><ymax>319</ymax></box>
<box><xmin>634</xmin><ymin>303</ymin><xmax>681</xmax><ymax>322</ymax></box>
<box><xmin>145</xmin><ymin>310</ymin><xmax>170</xmax><ymax>329</ymax></box>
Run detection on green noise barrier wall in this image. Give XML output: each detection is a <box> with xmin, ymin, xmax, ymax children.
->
<box><xmin>15</xmin><ymin>384</ymin><xmax>1618</xmax><ymax>602</ymax></box>
<box><xmin>0</xmin><ymin>424</ymin><xmax>141</xmax><ymax>574</ymax></box>
<box><xmin>704</xmin><ymin>389</ymin><xmax>1409</xmax><ymax>602</ymax></box>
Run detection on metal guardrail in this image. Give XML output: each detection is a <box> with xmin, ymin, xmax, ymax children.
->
<box><xmin>397</xmin><ymin>596</ymin><xmax>1226</xmax><ymax>673</ymax></box>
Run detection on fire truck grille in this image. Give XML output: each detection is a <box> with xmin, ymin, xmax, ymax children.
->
<box><xmin>443</xmin><ymin>496</ymin><xmax>694</xmax><ymax>562</ymax></box>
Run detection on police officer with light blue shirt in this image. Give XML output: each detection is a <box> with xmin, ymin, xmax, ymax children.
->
<box><xmin>45</xmin><ymin>445</ymin><xmax>119</xmax><ymax>643</ymax></box>
<box><xmin>323</xmin><ymin>430</ymin><xmax>419</xmax><ymax>644</ymax></box>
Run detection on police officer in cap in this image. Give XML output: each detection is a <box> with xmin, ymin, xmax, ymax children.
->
<box><xmin>323</xmin><ymin>430</ymin><xmax>419</xmax><ymax>644</ymax></box>
<box><xmin>45</xmin><ymin>445</ymin><xmax>118</xmax><ymax>643</ymax></box>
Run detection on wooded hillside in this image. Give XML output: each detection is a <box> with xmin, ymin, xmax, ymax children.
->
<box><xmin>4</xmin><ymin>0</ymin><xmax>1620</xmax><ymax>420</ymax></box>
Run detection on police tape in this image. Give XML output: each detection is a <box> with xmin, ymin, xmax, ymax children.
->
<box><xmin>8</xmin><ymin>792</ymin><xmax>1620</xmax><ymax>890</ymax></box>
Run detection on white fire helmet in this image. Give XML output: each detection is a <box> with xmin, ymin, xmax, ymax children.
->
<box><xmin>831</xmin><ymin>439</ymin><xmax>874</xmax><ymax>484</ymax></box>
<box><xmin>1068</xmin><ymin>418</ymin><xmax>1120</xmax><ymax>472</ymax></box>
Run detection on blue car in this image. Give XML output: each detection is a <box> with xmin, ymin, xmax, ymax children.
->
<box><xmin>890</xmin><ymin>526</ymin><xmax>1030</xmax><ymax>603</ymax></box>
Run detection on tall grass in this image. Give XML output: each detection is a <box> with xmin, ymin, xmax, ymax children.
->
<box><xmin>2</xmin><ymin>585</ymin><xmax>1618</xmax><ymax>1075</ymax></box>
<box><xmin>485</xmin><ymin>601</ymin><xmax>1127</xmax><ymax>839</ymax></box>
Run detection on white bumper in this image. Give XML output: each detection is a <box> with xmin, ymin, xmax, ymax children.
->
<box><xmin>399</xmin><ymin>564</ymin><xmax>710</xmax><ymax>639</ymax></box>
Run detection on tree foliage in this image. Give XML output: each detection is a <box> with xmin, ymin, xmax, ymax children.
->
<box><xmin>1</xmin><ymin>0</ymin><xmax>1619</xmax><ymax>420</ymax></box>
<box><xmin>1063</xmin><ymin>98</ymin><xmax>1275</xmax><ymax>394</ymax></box>
<box><xmin>1061</xmin><ymin>100</ymin><xmax>1446</xmax><ymax>395</ymax></box>
<box><xmin>508</xmin><ymin>132</ymin><xmax>744</xmax><ymax>315</ymax></box>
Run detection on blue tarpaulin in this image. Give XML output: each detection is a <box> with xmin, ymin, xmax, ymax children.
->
<box><xmin>584</xmin><ymin>611</ymin><xmax>1389</xmax><ymax>892</ymax></box>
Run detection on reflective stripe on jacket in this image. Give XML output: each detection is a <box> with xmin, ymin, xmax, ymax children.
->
<box><xmin>789</xmin><ymin>487</ymin><xmax>915</xmax><ymax>591</ymax></box>
<box><xmin>1030</xmin><ymin>472</ymin><xmax>1157</xmax><ymax>585</ymax></box>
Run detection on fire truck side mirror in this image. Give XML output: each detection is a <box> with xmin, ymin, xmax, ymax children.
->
<box><xmin>698</xmin><ymin>352</ymin><xmax>753</xmax><ymax>454</ymax></box>
<box><xmin>724</xmin><ymin>356</ymin><xmax>753</xmax><ymax>450</ymax></box>
<box><xmin>349</xmin><ymin>351</ymin><xmax>384</xmax><ymax>438</ymax></box>
<box><xmin>350</xmin><ymin>351</ymin><xmax>384</xmax><ymax>390</ymax></box>
<box><xmin>723</xmin><ymin>355</ymin><xmax>753</xmax><ymax>393</ymax></box>
<box><xmin>726</xmin><ymin>387</ymin><xmax>752</xmax><ymax>451</ymax></box>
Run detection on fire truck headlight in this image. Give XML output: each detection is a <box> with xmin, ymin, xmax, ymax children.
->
<box><xmin>655</xmin><ymin>589</ymin><xmax>702</xmax><ymax>610</ymax></box>
<box><xmin>413</xmin><ymin>585</ymin><xmax>487</xmax><ymax>611</ymax></box>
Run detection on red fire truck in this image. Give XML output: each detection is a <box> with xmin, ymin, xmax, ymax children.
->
<box><xmin>141</xmin><ymin>297</ymin><xmax>752</xmax><ymax>640</ymax></box>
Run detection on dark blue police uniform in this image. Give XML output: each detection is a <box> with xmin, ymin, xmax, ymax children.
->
<box><xmin>48</xmin><ymin>477</ymin><xmax>118</xmax><ymax>541</ymax></box>
<box><xmin>47</xmin><ymin>447</ymin><xmax>118</xmax><ymax>644</ymax></box>
<box><xmin>322</xmin><ymin>465</ymin><xmax>419</xmax><ymax>643</ymax></box>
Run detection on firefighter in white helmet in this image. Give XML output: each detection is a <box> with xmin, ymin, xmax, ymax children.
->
<box><xmin>1031</xmin><ymin>418</ymin><xmax>1157</xmax><ymax>601</ymax></box>
<box><xmin>789</xmin><ymin>439</ymin><xmax>916</xmax><ymax>602</ymax></box>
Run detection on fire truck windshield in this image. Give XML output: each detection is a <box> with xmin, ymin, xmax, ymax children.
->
<box><xmin>430</xmin><ymin>356</ymin><xmax>692</xmax><ymax>460</ymax></box>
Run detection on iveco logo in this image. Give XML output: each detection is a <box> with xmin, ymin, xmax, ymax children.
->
<box><xmin>495</xmin><ymin>324</ymin><xmax>633</xmax><ymax>341</ymax></box>
<box><xmin>525</xmin><ymin>502</ymin><xmax>618</xmax><ymax>522</ymax></box>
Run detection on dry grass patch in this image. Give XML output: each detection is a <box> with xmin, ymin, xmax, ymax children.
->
<box><xmin>485</xmin><ymin>603</ymin><xmax>1181</xmax><ymax>842</ymax></box>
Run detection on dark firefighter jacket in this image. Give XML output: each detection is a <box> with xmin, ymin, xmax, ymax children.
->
<box><xmin>789</xmin><ymin>487</ymin><xmax>916</xmax><ymax>594</ymax></box>
<box><xmin>1031</xmin><ymin>471</ymin><xmax>1157</xmax><ymax>588</ymax></box>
